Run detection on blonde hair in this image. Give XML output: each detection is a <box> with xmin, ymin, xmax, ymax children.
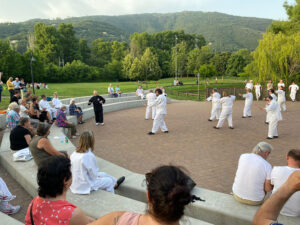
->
<box><xmin>8</xmin><ymin>102</ymin><xmax>20</xmax><ymax>111</ymax></box>
<box><xmin>222</xmin><ymin>91</ymin><xmax>229</xmax><ymax>97</ymax></box>
<box><xmin>76</xmin><ymin>131</ymin><xmax>95</xmax><ymax>153</ymax></box>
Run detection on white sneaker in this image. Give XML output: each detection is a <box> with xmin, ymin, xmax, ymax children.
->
<box><xmin>96</xmin><ymin>123</ymin><xmax>100</xmax><ymax>126</ymax></box>
<box><xmin>0</xmin><ymin>192</ymin><xmax>15</xmax><ymax>202</ymax></box>
<box><xmin>100</xmin><ymin>123</ymin><xmax>104</xmax><ymax>126</ymax></box>
<box><xmin>0</xmin><ymin>203</ymin><xmax>20</xmax><ymax>215</ymax></box>
<box><xmin>72</xmin><ymin>136</ymin><xmax>77</xmax><ymax>139</ymax></box>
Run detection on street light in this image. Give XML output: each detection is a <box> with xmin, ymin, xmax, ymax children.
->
<box><xmin>197</xmin><ymin>73</ymin><xmax>200</xmax><ymax>99</ymax></box>
<box><xmin>30</xmin><ymin>52</ymin><xmax>36</xmax><ymax>95</ymax></box>
<box><xmin>175</xmin><ymin>36</ymin><xmax>178</xmax><ymax>81</ymax></box>
<box><xmin>146</xmin><ymin>66</ymin><xmax>151</xmax><ymax>89</ymax></box>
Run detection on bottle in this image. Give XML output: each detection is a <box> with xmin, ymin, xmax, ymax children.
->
<box><xmin>65</xmin><ymin>136</ymin><xmax>69</xmax><ymax>144</ymax></box>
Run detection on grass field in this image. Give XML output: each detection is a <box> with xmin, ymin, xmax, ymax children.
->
<box><xmin>0</xmin><ymin>77</ymin><xmax>245</xmax><ymax>110</ymax></box>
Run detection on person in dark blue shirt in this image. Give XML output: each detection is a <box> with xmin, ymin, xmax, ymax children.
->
<box><xmin>88</xmin><ymin>90</ymin><xmax>105</xmax><ymax>126</ymax></box>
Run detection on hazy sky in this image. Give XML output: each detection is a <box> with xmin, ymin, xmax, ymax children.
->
<box><xmin>0</xmin><ymin>0</ymin><xmax>294</xmax><ymax>22</ymax></box>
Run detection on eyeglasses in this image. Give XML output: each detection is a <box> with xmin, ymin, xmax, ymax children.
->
<box><xmin>145</xmin><ymin>172</ymin><xmax>152</xmax><ymax>185</ymax></box>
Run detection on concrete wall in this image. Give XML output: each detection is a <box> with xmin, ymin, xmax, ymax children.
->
<box><xmin>0</xmin><ymin>212</ymin><xmax>24</xmax><ymax>225</ymax></box>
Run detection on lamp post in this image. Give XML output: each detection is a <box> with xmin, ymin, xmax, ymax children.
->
<box><xmin>30</xmin><ymin>52</ymin><xmax>36</xmax><ymax>95</ymax></box>
<box><xmin>197</xmin><ymin>73</ymin><xmax>200</xmax><ymax>99</ymax></box>
<box><xmin>146</xmin><ymin>66</ymin><xmax>151</xmax><ymax>89</ymax></box>
<box><xmin>175</xmin><ymin>36</ymin><xmax>178</xmax><ymax>81</ymax></box>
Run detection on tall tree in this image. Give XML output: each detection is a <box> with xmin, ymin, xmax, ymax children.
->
<box><xmin>79</xmin><ymin>39</ymin><xmax>91</xmax><ymax>64</ymax></box>
<box><xmin>210</xmin><ymin>52</ymin><xmax>232</xmax><ymax>76</ymax></box>
<box><xmin>122</xmin><ymin>54</ymin><xmax>134</xmax><ymax>80</ymax></box>
<box><xmin>226</xmin><ymin>49</ymin><xmax>252</xmax><ymax>76</ymax></box>
<box><xmin>140</xmin><ymin>48</ymin><xmax>162</xmax><ymax>80</ymax></box>
<box><xmin>171</xmin><ymin>41</ymin><xmax>188</xmax><ymax>77</ymax></box>
<box><xmin>90</xmin><ymin>38</ymin><xmax>112</xmax><ymax>68</ymax></box>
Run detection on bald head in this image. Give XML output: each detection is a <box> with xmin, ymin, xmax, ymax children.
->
<box><xmin>93</xmin><ymin>90</ymin><xmax>98</xmax><ymax>96</ymax></box>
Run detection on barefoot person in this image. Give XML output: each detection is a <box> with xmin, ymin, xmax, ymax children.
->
<box><xmin>148</xmin><ymin>88</ymin><xmax>168</xmax><ymax>135</ymax></box>
<box><xmin>207</xmin><ymin>88</ymin><xmax>221</xmax><ymax>122</ymax></box>
<box><xmin>239</xmin><ymin>89</ymin><xmax>253</xmax><ymax>118</ymax></box>
<box><xmin>214</xmin><ymin>91</ymin><xmax>236</xmax><ymax>129</ymax></box>
<box><xmin>88</xmin><ymin>90</ymin><xmax>105</xmax><ymax>126</ymax></box>
<box><xmin>289</xmin><ymin>81</ymin><xmax>299</xmax><ymax>102</ymax></box>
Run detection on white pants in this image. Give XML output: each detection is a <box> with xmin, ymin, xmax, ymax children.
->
<box><xmin>290</xmin><ymin>92</ymin><xmax>297</xmax><ymax>101</ymax></box>
<box><xmin>210</xmin><ymin>105</ymin><xmax>220</xmax><ymax>120</ymax></box>
<box><xmin>138</xmin><ymin>94</ymin><xmax>145</xmax><ymax>99</ymax></box>
<box><xmin>217</xmin><ymin>111</ymin><xmax>233</xmax><ymax>128</ymax></box>
<box><xmin>256</xmin><ymin>91</ymin><xmax>260</xmax><ymax>101</ymax></box>
<box><xmin>93</xmin><ymin>172</ymin><xmax>117</xmax><ymax>194</ymax></box>
<box><xmin>243</xmin><ymin>103</ymin><xmax>252</xmax><ymax>117</ymax></box>
<box><xmin>0</xmin><ymin>177</ymin><xmax>14</xmax><ymax>210</ymax></box>
<box><xmin>278</xmin><ymin>100</ymin><xmax>287</xmax><ymax>112</ymax></box>
<box><xmin>47</xmin><ymin>108</ymin><xmax>57</xmax><ymax>120</ymax></box>
<box><xmin>152</xmin><ymin>114</ymin><xmax>168</xmax><ymax>133</ymax></box>
<box><xmin>146</xmin><ymin>106</ymin><xmax>156</xmax><ymax>120</ymax></box>
<box><xmin>268</xmin><ymin>118</ymin><xmax>278</xmax><ymax>138</ymax></box>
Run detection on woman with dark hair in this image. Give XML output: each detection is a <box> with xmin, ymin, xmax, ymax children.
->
<box><xmin>89</xmin><ymin>165</ymin><xmax>202</xmax><ymax>225</ymax></box>
<box><xmin>29</xmin><ymin>123</ymin><xmax>66</xmax><ymax>167</ymax></box>
<box><xmin>25</xmin><ymin>156</ymin><xmax>94</xmax><ymax>225</ymax></box>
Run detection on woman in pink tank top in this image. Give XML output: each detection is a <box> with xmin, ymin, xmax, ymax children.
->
<box><xmin>25</xmin><ymin>156</ymin><xmax>94</xmax><ymax>225</ymax></box>
<box><xmin>89</xmin><ymin>166</ymin><xmax>203</xmax><ymax>225</ymax></box>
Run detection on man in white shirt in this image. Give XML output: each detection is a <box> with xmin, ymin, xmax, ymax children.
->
<box><xmin>148</xmin><ymin>88</ymin><xmax>168</xmax><ymax>135</ymax></box>
<box><xmin>39</xmin><ymin>95</ymin><xmax>57</xmax><ymax>120</ymax></box>
<box><xmin>271</xmin><ymin>149</ymin><xmax>300</xmax><ymax>217</ymax></box>
<box><xmin>136</xmin><ymin>86</ymin><xmax>145</xmax><ymax>99</ymax></box>
<box><xmin>254</xmin><ymin>82</ymin><xmax>262</xmax><ymax>101</ymax></box>
<box><xmin>240</xmin><ymin>89</ymin><xmax>253</xmax><ymax>118</ymax></box>
<box><xmin>245</xmin><ymin>80</ymin><xmax>253</xmax><ymax>90</ymax></box>
<box><xmin>207</xmin><ymin>88</ymin><xmax>221</xmax><ymax>121</ymax></box>
<box><xmin>277</xmin><ymin>80</ymin><xmax>285</xmax><ymax>89</ymax></box>
<box><xmin>145</xmin><ymin>90</ymin><xmax>156</xmax><ymax>120</ymax></box>
<box><xmin>289</xmin><ymin>81</ymin><xmax>299</xmax><ymax>102</ymax></box>
<box><xmin>12</xmin><ymin>77</ymin><xmax>20</xmax><ymax>90</ymax></box>
<box><xmin>51</xmin><ymin>92</ymin><xmax>62</xmax><ymax>109</ymax></box>
<box><xmin>232</xmin><ymin>142</ymin><xmax>273</xmax><ymax>205</ymax></box>
<box><xmin>214</xmin><ymin>91</ymin><xmax>236</xmax><ymax>129</ymax></box>
<box><xmin>275</xmin><ymin>86</ymin><xmax>287</xmax><ymax>112</ymax></box>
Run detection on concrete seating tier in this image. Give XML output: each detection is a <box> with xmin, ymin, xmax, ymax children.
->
<box><xmin>0</xmin><ymin>212</ymin><xmax>24</xmax><ymax>225</ymax></box>
<box><xmin>0</xmin><ymin>128</ymin><xmax>211</xmax><ymax>225</ymax></box>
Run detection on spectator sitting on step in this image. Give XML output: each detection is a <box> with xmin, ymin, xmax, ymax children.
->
<box><xmin>253</xmin><ymin>171</ymin><xmax>300</xmax><ymax>225</ymax></box>
<box><xmin>52</xmin><ymin>92</ymin><xmax>62</xmax><ymax>109</ymax></box>
<box><xmin>108</xmin><ymin>83</ymin><xmax>118</xmax><ymax>98</ymax></box>
<box><xmin>89</xmin><ymin>165</ymin><xmax>203</xmax><ymax>225</ymax></box>
<box><xmin>10</xmin><ymin>117</ymin><xmax>33</xmax><ymax>152</ymax></box>
<box><xmin>136</xmin><ymin>85</ymin><xmax>145</xmax><ymax>99</ymax></box>
<box><xmin>56</xmin><ymin>105</ymin><xmax>79</xmax><ymax>139</ymax></box>
<box><xmin>115</xmin><ymin>85</ymin><xmax>122</xmax><ymax>97</ymax></box>
<box><xmin>69</xmin><ymin>99</ymin><xmax>84</xmax><ymax>124</ymax></box>
<box><xmin>29</xmin><ymin>123</ymin><xmax>67</xmax><ymax>168</ymax></box>
<box><xmin>6</xmin><ymin>102</ymin><xmax>20</xmax><ymax>131</ymax></box>
<box><xmin>70</xmin><ymin>131</ymin><xmax>125</xmax><ymax>195</ymax></box>
<box><xmin>19</xmin><ymin>99</ymin><xmax>30</xmax><ymax>119</ymax></box>
<box><xmin>0</xmin><ymin>177</ymin><xmax>20</xmax><ymax>215</ymax></box>
<box><xmin>232</xmin><ymin>142</ymin><xmax>273</xmax><ymax>206</ymax></box>
<box><xmin>10</xmin><ymin>90</ymin><xmax>21</xmax><ymax>104</ymax></box>
<box><xmin>39</xmin><ymin>95</ymin><xmax>57</xmax><ymax>121</ymax></box>
<box><xmin>25</xmin><ymin>156</ymin><xmax>94</xmax><ymax>225</ymax></box>
<box><xmin>270</xmin><ymin>149</ymin><xmax>300</xmax><ymax>217</ymax></box>
<box><xmin>29</xmin><ymin>97</ymin><xmax>51</xmax><ymax>123</ymax></box>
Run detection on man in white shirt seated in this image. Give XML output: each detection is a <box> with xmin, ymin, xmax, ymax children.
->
<box><xmin>136</xmin><ymin>85</ymin><xmax>145</xmax><ymax>99</ymax></box>
<box><xmin>271</xmin><ymin>149</ymin><xmax>300</xmax><ymax>217</ymax></box>
<box><xmin>277</xmin><ymin>80</ymin><xmax>285</xmax><ymax>89</ymax></box>
<box><xmin>232</xmin><ymin>142</ymin><xmax>273</xmax><ymax>205</ymax></box>
<box><xmin>39</xmin><ymin>95</ymin><xmax>57</xmax><ymax>120</ymax></box>
<box><xmin>145</xmin><ymin>89</ymin><xmax>156</xmax><ymax>120</ymax></box>
<box><xmin>52</xmin><ymin>92</ymin><xmax>62</xmax><ymax>109</ymax></box>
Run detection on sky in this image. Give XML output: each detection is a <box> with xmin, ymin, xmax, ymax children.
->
<box><xmin>0</xmin><ymin>0</ymin><xmax>295</xmax><ymax>23</ymax></box>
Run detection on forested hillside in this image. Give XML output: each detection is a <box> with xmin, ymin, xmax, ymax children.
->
<box><xmin>0</xmin><ymin>11</ymin><xmax>272</xmax><ymax>53</ymax></box>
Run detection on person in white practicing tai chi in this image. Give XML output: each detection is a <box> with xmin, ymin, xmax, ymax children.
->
<box><xmin>207</xmin><ymin>88</ymin><xmax>221</xmax><ymax>122</ymax></box>
<box><xmin>260</xmin><ymin>95</ymin><xmax>282</xmax><ymax>139</ymax></box>
<box><xmin>277</xmin><ymin>80</ymin><xmax>285</xmax><ymax>89</ymax></box>
<box><xmin>254</xmin><ymin>82</ymin><xmax>262</xmax><ymax>101</ymax></box>
<box><xmin>214</xmin><ymin>91</ymin><xmax>236</xmax><ymax>130</ymax></box>
<box><xmin>239</xmin><ymin>89</ymin><xmax>253</xmax><ymax>118</ymax></box>
<box><xmin>289</xmin><ymin>81</ymin><xmax>299</xmax><ymax>102</ymax></box>
<box><xmin>245</xmin><ymin>80</ymin><xmax>254</xmax><ymax>90</ymax></box>
<box><xmin>275</xmin><ymin>86</ymin><xmax>287</xmax><ymax>112</ymax></box>
<box><xmin>145</xmin><ymin>89</ymin><xmax>156</xmax><ymax>120</ymax></box>
<box><xmin>148</xmin><ymin>88</ymin><xmax>168</xmax><ymax>135</ymax></box>
<box><xmin>265</xmin><ymin>89</ymin><xmax>277</xmax><ymax>124</ymax></box>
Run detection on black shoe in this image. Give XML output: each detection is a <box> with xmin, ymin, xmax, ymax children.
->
<box><xmin>229</xmin><ymin>126</ymin><xmax>234</xmax><ymax>129</ymax></box>
<box><xmin>213</xmin><ymin>126</ymin><xmax>219</xmax><ymax>129</ymax></box>
<box><xmin>266</xmin><ymin>137</ymin><xmax>273</xmax><ymax>139</ymax></box>
<box><xmin>114</xmin><ymin>176</ymin><xmax>125</xmax><ymax>189</ymax></box>
<box><xmin>248</xmin><ymin>116</ymin><xmax>252</xmax><ymax>118</ymax></box>
<box><xmin>242</xmin><ymin>116</ymin><xmax>246</xmax><ymax>118</ymax></box>
<box><xmin>164</xmin><ymin>131</ymin><xmax>169</xmax><ymax>133</ymax></box>
<box><xmin>265</xmin><ymin>122</ymin><xmax>269</xmax><ymax>125</ymax></box>
<box><xmin>208</xmin><ymin>119</ymin><xmax>213</xmax><ymax>122</ymax></box>
<box><xmin>273</xmin><ymin>136</ymin><xmax>279</xmax><ymax>138</ymax></box>
<box><xmin>148</xmin><ymin>132</ymin><xmax>155</xmax><ymax>135</ymax></box>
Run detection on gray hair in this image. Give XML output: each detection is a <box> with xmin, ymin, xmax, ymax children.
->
<box><xmin>252</xmin><ymin>142</ymin><xmax>273</xmax><ymax>154</ymax></box>
<box><xmin>70</xmin><ymin>99</ymin><xmax>75</xmax><ymax>104</ymax></box>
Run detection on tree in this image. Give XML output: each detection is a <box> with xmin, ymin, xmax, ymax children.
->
<box><xmin>111</xmin><ymin>41</ymin><xmax>128</xmax><ymax>61</ymax></box>
<box><xmin>129</xmin><ymin>57</ymin><xmax>142</xmax><ymax>80</ymax></box>
<box><xmin>103</xmin><ymin>60</ymin><xmax>124</xmax><ymax>81</ymax></box>
<box><xmin>58</xmin><ymin>23</ymin><xmax>81</xmax><ymax>63</ymax></box>
<box><xmin>226</xmin><ymin>49</ymin><xmax>252</xmax><ymax>76</ymax></box>
<box><xmin>122</xmin><ymin>54</ymin><xmax>134</xmax><ymax>80</ymax></box>
<box><xmin>79</xmin><ymin>39</ymin><xmax>91</xmax><ymax>64</ymax></box>
<box><xmin>187</xmin><ymin>48</ymin><xmax>202</xmax><ymax>74</ymax></box>
<box><xmin>140</xmin><ymin>48</ymin><xmax>162</xmax><ymax>80</ymax></box>
<box><xmin>210</xmin><ymin>52</ymin><xmax>232</xmax><ymax>76</ymax></box>
<box><xmin>90</xmin><ymin>38</ymin><xmax>112</xmax><ymax>68</ymax></box>
<box><xmin>171</xmin><ymin>41</ymin><xmax>188</xmax><ymax>77</ymax></box>
<box><xmin>198</xmin><ymin>64</ymin><xmax>217</xmax><ymax>78</ymax></box>
<box><xmin>130</xmin><ymin>32</ymin><xmax>151</xmax><ymax>58</ymax></box>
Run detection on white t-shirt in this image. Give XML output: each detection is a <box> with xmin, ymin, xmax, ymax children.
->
<box><xmin>278</xmin><ymin>83</ymin><xmax>285</xmax><ymax>89</ymax></box>
<box><xmin>289</xmin><ymin>84</ymin><xmax>299</xmax><ymax>93</ymax></box>
<box><xmin>108</xmin><ymin>87</ymin><xmax>114</xmax><ymax>93</ymax></box>
<box><xmin>245</xmin><ymin>83</ymin><xmax>253</xmax><ymax>90</ymax></box>
<box><xmin>271</xmin><ymin>166</ymin><xmax>300</xmax><ymax>216</ymax></box>
<box><xmin>136</xmin><ymin>89</ymin><xmax>144</xmax><ymax>95</ymax></box>
<box><xmin>255</xmin><ymin>85</ymin><xmax>261</xmax><ymax>92</ymax></box>
<box><xmin>232</xmin><ymin>153</ymin><xmax>272</xmax><ymax>201</ymax></box>
<box><xmin>20</xmin><ymin>105</ymin><xmax>30</xmax><ymax>118</ymax></box>
<box><xmin>146</xmin><ymin>93</ymin><xmax>156</xmax><ymax>106</ymax></box>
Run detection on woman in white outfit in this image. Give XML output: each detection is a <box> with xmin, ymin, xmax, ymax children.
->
<box><xmin>207</xmin><ymin>88</ymin><xmax>221</xmax><ymax>121</ymax></box>
<box><xmin>214</xmin><ymin>91</ymin><xmax>236</xmax><ymax>129</ymax></box>
<box><xmin>266</xmin><ymin>89</ymin><xmax>277</xmax><ymax>124</ymax></box>
<box><xmin>70</xmin><ymin>131</ymin><xmax>125</xmax><ymax>194</ymax></box>
<box><xmin>254</xmin><ymin>82</ymin><xmax>262</xmax><ymax>101</ymax></box>
<box><xmin>275</xmin><ymin>86</ymin><xmax>287</xmax><ymax>112</ymax></box>
<box><xmin>289</xmin><ymin>81</ymin><xmax>299</xmax><ymax>102</ymax></box>
<box><xmin>0</xmin><ymin>178</ymin><xmax>20</xmax><ymax>214</ymax></box>
<box><xmin>239</xmin><ymin>89</ymin><xmax>253</xmax><ymax>118</ymax></box>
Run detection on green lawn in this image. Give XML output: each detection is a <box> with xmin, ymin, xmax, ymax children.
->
<box><xmin>0</xmin><ymin>77</ymin><xmax>244</xmax><ymax>109</ymax></box>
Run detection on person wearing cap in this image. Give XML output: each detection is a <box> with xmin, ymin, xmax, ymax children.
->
<box><xmin>145</xmin><ymin>89</ymin><xmax>156</xmax><ymax>120</ymax></box>
<box><xmin>239</xmin><ymin>88</ymin><xmax>253</xmax><ymax>118</ymax></box>
<box><xmin>207</xmin><ymin>88</ymin><xmax>221</xmax><ymax>122</ymax></box>
<box><xmin>232</xmin><ymin>142</ymin><xmax>273</xmax><ymax>206</ymax></box>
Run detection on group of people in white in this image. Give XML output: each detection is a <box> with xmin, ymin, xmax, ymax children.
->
<box><xmin>207</xmin><ymin>79</ymin><xmax>299</xmax><ymax>139</ymax></box>
<box><xmin>233</xmin><ymin>142</ymin><xmax>300</xmax><ymax>217</ymax></box>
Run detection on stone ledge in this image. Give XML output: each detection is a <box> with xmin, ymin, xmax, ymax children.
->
<box><xmin>0</xmin><ymin>212</ymin><xmax>24</xmax><ymax>225</ymax></box>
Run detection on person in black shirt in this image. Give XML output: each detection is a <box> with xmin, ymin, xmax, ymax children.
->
<box><xmin>88</xmin><ymin>90</ymin><xmax>106</xmax><ymax>126</ymax></box>
<box><xmin>10</xmin><ymin>90</ymin><xmax>21</xmax><ymax>104</ymax></box>
<box><xmin>10</xmin><ymin>117</ymin><xmax>33</xmax><ymax>151</ymax></box>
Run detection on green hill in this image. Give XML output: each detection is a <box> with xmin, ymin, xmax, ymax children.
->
<box><xmin>0</xmin><ymin>11</ymin><xmax>272</xmax><ymax>52</ymax></box>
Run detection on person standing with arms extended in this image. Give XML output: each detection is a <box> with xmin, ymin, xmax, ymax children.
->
<box><xmin>88</xmin><ymin>90</ymin><xmax>106</xmax><ymax>126</ymax></box>
<box><xmin>254</xmin><ymin>82</ymin><xmax>262</xmax><ymax>101</ymax></box>
<box><xmin>239</xmin><ymin>89</ymin><xmax>253</xmax><ymax>118</ymax></box>
<box><xmin>289</xmin><ymin>81</ymin><xmax>299</xmax><ymax>102</ymax></box>
<box><xmin>148</xmin><ymin>88</ymin><xmax>168</xmax><ymax>135</ymax></box>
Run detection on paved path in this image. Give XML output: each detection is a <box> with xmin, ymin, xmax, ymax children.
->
<box><xmin>74</xmin><ymin>100</ymin><xmax>300</xmax><ymax>194</ymax></box>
